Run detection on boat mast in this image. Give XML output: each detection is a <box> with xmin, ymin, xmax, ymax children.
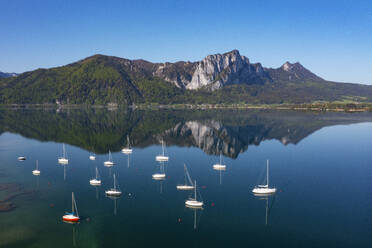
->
<box><xmin>194</xmin><ymin>180</ymin><xmax>197</xmax><ymax>201</ymax></box>
<box><xmin>113</xmin><ymin>174</ymin><xmax>116</xmax><ymax>189</ymax></box>
<box><xmin>96</xmin><ymin>167</ymin><xmax>99</xmax><ymax>179</ymax></box>
<box><xmin>162</xmin><ymin>140</ymin><xmax>165</xmax><ymax>156</ymax></box>
<box><xmin>267</xmin><ymin>159</ymin><xmax>269</xmax><ymax>187</ymax></box>
<box><xmin>184</xmin><ymin>164</ymin><xmax>187</xmax><ymax>184</ymax></box>
<box><xmin>63</xmin><ymin>144</ymin><xmax>66</xmax><ymax>158</ymax></box>
<box><xmin>72</xmin><ymin>192</ymin><xmax>74</xmax><ymax>213</ymax></box>
<box><xmin>36</xmin><ymin>160</ymin><xmax>38</xmax><ymax>170</ymax></box>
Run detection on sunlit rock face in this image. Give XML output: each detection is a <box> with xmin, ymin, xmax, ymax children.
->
<box><xmin>153</xmin><ymin>50</ymin><xmax>269</xmax><ymax>90</ymax></box>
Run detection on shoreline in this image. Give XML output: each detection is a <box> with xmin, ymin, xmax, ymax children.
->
<box><xmin>1</xmin><ymin>102</ymin><xmax>372</xmax><ymax>112</ymax></box>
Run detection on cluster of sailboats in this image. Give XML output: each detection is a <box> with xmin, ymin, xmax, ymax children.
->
<box><xmin>22</xmin><ymin>139</ymin><xmax>277</xmax><ymax>225</ymax></box>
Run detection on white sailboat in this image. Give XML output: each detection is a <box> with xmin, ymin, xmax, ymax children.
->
<box><xmin>122</xmin><ymin>135</ymin><xmax>133</xmax><ymax>154</ymax></box>
<box><xmin>177</xmin><ymin>164</ymin><xmax>194</xmax><ymax>190</ymax></box>
<box><xmin>105</xmin><ymin>173</ymin><xmax>122</xmax><ymax>197</ymax></box>
<box><xmin>155</xmin><ymin>140</ymin><xmax>169</xmax><ymax>162</ymax></box>
<box><xmin>252</xmin><ymin>160</ymin><xmax>277</xmax><ymax>195</ymax></box>
<box><xmin>213</xmin><ymin>154</ymin><xmax>226</xmax><ymax>171</ymax></box>
<box><xmin>58</xmin><ymin>143</ymin><xmax>69</xmax><ymax>164</ymax></box>
<box><xmin>32</xmin><ymin>160</ymin><xmax>40</xmax><ymax>175</ymax></box>
<box><xmin>185</xmin><ymin>180</ymin><xmax>203</xmax><ymax>208</ymax></box>
<box><xmin>152</xmin><ymin>162</ymin><xmax>166</xmax><ymax>180</ymax></box>
<box><xmin>63</xmin><ymin>192</ymin><xmax>80</xmax><ymax>223</ymax></box>
<box><xmin>90</xmin><ymin>167</ymin><xmax>101</xmax><ymax>186</ymax></box>
<box><xmin>104</xmin><ymin>150</ymin><xmax>115</xmax><ymax>167</ymax></box>
<box><xmin>89</xmin><ymin>151</ymin><xmax>96</xmax><ymax>160</ymax></box>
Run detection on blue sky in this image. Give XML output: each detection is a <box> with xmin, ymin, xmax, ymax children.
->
<box><xmin>1</xmin><ymin>0</ymin><xmax>372</xmax><ymax>84</ymax></box>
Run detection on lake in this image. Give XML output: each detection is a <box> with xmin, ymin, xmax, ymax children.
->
<box><xmin>0</xmin><ymin>108</ymin><xmax>372</xmax><ymax>247</ymax></box>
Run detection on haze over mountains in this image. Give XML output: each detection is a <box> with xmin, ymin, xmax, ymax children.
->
<box><xmin>1</xmin><ymin>50</ymin><xmax>371</xmax><ymax>104</ymax></box>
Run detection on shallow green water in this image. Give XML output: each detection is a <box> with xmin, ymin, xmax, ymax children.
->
<box><xmin>0</xmin><ymin>108</ymin><xmax>372</xmax><ymax>247</ymax></box>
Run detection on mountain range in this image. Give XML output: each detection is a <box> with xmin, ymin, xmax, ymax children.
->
<box><xmin>1</xmin><ymin>50</ymin><xmax>371</xmax><ymax>104</ymax></box>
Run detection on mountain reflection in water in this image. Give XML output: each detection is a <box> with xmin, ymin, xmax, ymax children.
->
<box><xmin>1</xmin><ymin>108</ymin><xmax>372</xmax><ymax>158</ymax></box>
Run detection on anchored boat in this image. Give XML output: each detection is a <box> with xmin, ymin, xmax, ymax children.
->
<box><xmin>213</xmin><ymin>154</ymin><xmax>226</xmax><ymax>171</ymax></box>
<box><xmin>104</xmin><ymin>150</ymin><xmax>115</xmax><ymax>167</ymax></box>
<box><xmin>252</xmin><ymin>160</ymin><xmax>277</xmax><ymax>195</ymax></box>
<box><xmin>177</xmin><ymin>164</ymin><xmax>194</xmax><ymax>190</ymax></box>
<box><xmin>155</xmin><ymin>140</ymin><xmax>169</xmax><ymax>162</ymax></box>
<box><xmin>90</xmin><ymin>167</ymin><xmax>101</xmax><ymax>186</ymax></box>
<box><xmin>58</xmin><ymin>143</ymin><xmax>69</xmax><ymax>164</ymax></box>
<box><xmin>89</xmin><ymin>151</ymin><xmax>96</xmax><ymax>160</ymax></box>
<box><xmin>105</xmin><ymin>174</ymin><xmax>122</xmax><ymax>197</ymax></box>
<box><xmin>185</xmin><ymin>180</ymin><xmax>204</xmax><ymax>208</ymax></box>
<box><xmin>121</xmin><ymin>135</ymin><xmax>133</xmax><ymax>154</ymax></box>
<box><xmin>63</xmin><ymin>192</ymin><xmax>80</xmax><ymax>223</ymax></box>
<box><xmin>32</xmin><ymin>160</ymin><xmax>40</xmax><ymax>175</ymax></box>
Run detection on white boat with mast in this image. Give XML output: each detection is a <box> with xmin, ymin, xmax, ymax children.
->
<box><xmin>185</xmin><ymin>180</ymin><xmax>203</xmax><ymax>208</ymax></box>
<box><xmin>62</xmin><ymin>192</ymin><xmax>80</xmax><ymax>223</ymax></box>
<box><xmin>121</xmin><ymin>135</ymin><xmax>133</xmax><ymax>154</ymax></box>
<box><xmin>104</xmin><ymin>150</ymin><xmax>115</xmax><ymax>167</ymax></box>
<box><xmin>32</xmin><ymin>160</ymin><xmax>40</xmax><ymax>175</ymax></box>
<box><xmin>177</xmin><ymin>164</ymin><xmax>194</xmax><ymax>190</ymax></box>
<box><xmin>155</xmin><ymin>140</ymin><xmax>169</xmax><ymax>162</ymax></box>
<box><xmin>90</xmin><ymin>167</ymin><xmax>101</xmax><ymax>186</ymax></box>
<box><xmin>58</xmin><ymin>143</ymin><xmax>69</xmax><ymax>164</ymax></box>
<box><xmin>213</xmin><ymin>154</ymin><xmax>226</xmax><ymax>171</ymax></box>
<box><xmin>105</xmin><ymin>173</ymin><xmax>122</xmax><ymax>197</ymax></box>
<box><xmin>152</xmin><ymin>162</ymin><xmax>166</xmax><ymax>180</ymax></box>
<box><xmin>252</xmin><ymin>160</ymin><xmax>277</xmax><ymax>195</ymax></box>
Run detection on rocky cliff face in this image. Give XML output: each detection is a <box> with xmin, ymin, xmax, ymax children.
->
<box><xmin>152</xmin><ymin>50</ymin><xmax>271</xmax><ymax>90</ymax></box>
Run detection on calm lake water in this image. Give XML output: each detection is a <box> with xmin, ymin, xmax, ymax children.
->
<box><xmin>0</xmin><ymin>108</ymin><xmax>372</xmax><ymax>248</ymax></box>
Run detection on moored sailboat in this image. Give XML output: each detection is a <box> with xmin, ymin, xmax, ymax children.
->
<box><xmin>252</xmin><ymin>160</ymin><xmax>277</xmax><ymax>195</ymax></box>
<box><xmin>105</xmin><ymin>174</ymin><xmax>122</xmax><ymax>197</ymax></box>
<box><xmin>213</xmin><ymin>154</ymin><xmax>226</xmax><ymax>171</ymax></box>
<box><xmin>121</xmin><ymin>135</ymin><xmax>133</xmax><ymax>154</ymax></box>
<box><xmin>63</xmin><ymin>192</ymin><xmax>80</xmax><ymax>223</ymax></box>
<box><xmin>58</xmin><ymin>143</ymin><xmax>69</xmax><ymax>164</ymax></box>
<box><xmin>177</xmin><ymin>164</ymin><xmax>194</xmax><ymax>190</ymax></box>
<box><xmin>32</xmin><ymin>160</ymin><xmax>40</xmax><ymax>175</ymax></box>
<box><xmin>185</xmin><ymin>180</ymin><xmax>203</xmax><ymax>208</ymax></box>
<box><xmin>155</xmin><ymin>140</ymin><xmax>169</xmax><ymax>162</ymax></box>
<box><xmin>90</xmin><ymin>167</ymin><xmax>101</xmax><ymax>186</ymax></box>
<box><xmin>104</xmin><ymin>150</ymin><xmax>115</xmax><ymax>167</ymax></box>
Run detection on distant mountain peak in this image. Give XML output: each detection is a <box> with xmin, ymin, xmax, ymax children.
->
<box><xmin>0</xmin><ymin>71</ymin><xmax>18</xmax><ymax>78</ymax></box>
<box><xmin>280</xmin><ymin>61</ymin><xmax>323</xmax><ymax>81</ymax></box>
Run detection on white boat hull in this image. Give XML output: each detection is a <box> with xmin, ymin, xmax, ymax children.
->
<box><xmin>252</xmin><ymin>187</ymin><xmax>277</xmax><ymax>195</ymax></box>
<box><xmin>17</xmin><ymin>156</ymin><xmax>26</xmax><ymax>161</ymax></box>
<box><xmin>121</xmin><ymin>148</ymin><xmax>132</xmax><ymax>154</ymax></box>
<box><xmin>185</xmin><ymin>200</ymin><xmax>203</xmax><ymax>208</ymax></box>
<box><xmin>105</xmin><ymin>190</ymin><xmax>122</xmax><ymax>196</ymax></box>
<box><xmin>213</xmin><ymin>164</ymin><xmax>226</xmax><ymax>170</ymax></box>
<box><xmin>156</xmin><ymin>155</ymin><xmax>169</xmax><ymax>162</ymax></box>
<box><xmin>152</xmin><ymin>173</ymin><xmax>166</xmax><ymax>180</ymax></box>
<box><xmin>104</xmin><ymin>161</ymin><xmax>115</xmax><ymax>167</ymax></box>
<box><xmin>58</xmin><ymin>158</ymin><xmax>69</xmax><ymax>164</ymax></box>
<box><xmin>89</xmin><ymin>156</ymin><xmax>96</xmax><ymax>160</ymax></box>
<box><xmin>32</xmin><ymin>170</ymin><xmax>40</xmax><ymax>175</ymax></box>
<box><xmin>176</xmin><ymin>185</ymin><xmax>194</xmax><ymax>190</ymax></box>
<box><xmin>90</xmin><ymin>179</ymin><xmax>101</xmax><ymax>186</ymax></box>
